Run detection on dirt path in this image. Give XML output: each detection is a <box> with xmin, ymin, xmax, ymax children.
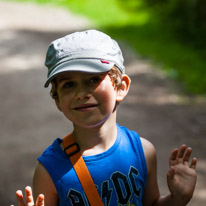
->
<box><xmin>0</xmin><ymin>1</ymin><xmax>205</xmax><ymax>205</ymax></box>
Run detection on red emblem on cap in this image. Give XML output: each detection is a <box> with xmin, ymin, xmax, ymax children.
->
<box><xmin>101</xmin><ymin>60</ymin><xmax>110</xmax><ymax>64</ymax></box>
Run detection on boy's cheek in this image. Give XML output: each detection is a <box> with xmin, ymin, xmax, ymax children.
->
<box><xmin>98</xmin><ymin>79</ymin><xmax>109</xmax><ymax>91</ymax></box>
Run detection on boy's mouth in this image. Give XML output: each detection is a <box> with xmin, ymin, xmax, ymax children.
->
<box><xmin>74</xmin><ymin>103</ymin><xmax>98</xmax><ymax>111</ymax></box>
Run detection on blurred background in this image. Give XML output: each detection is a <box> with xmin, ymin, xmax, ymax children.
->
<box><xmin>0</xmin><ymin>0</ymin><xmax>205</xmax><ymax>205</ymax></box>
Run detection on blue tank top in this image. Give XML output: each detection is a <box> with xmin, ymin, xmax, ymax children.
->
<box><xmin>38</xmin><ymin>124</ymin><xmax>147</xmax><ymax>206</ymax></box>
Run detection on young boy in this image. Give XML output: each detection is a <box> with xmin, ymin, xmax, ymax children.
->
<box><xmin>15</xmin><ymin>30</ymin><xmax>197</xmax><ymax>206</ymax></box>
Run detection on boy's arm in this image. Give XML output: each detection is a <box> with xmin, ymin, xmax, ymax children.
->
<box><xmin>141</xmin><ymin>138</ymin><xmax>160</xmax><ymax>205</ymax></box>
<box><xmin>141</xmin><ymin>138</ymin><xmax>197</xmax><ymax>206</ymax></box>
<box><xmin>33</xmin><ymin>162</ymin><xmax>59</xmax><ymax>206</ymax></box>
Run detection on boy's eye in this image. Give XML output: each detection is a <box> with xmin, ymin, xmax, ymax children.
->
<box><xmin>89</xmin><ymin>76</ymin><xmax>102</xmax><ymax>84</ymax></box>
<box><xmin>62</xmin><ymin>81</ymin><xmax>75</xmax><ymax>88</ymax></box>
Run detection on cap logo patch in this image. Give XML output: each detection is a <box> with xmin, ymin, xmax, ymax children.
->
<box><xmin>101</xmin><ymin>60</ymin><xmax>110</xmax><ymax>64</ymax></box>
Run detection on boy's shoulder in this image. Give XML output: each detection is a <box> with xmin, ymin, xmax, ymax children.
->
<box><xmin>140</xmin><ymin>137</ymin><xmax>155</xmax><ymax>152</ymax></box>
<box><xmin>140</xmin><ymin>137</ymin><xmax>157</xmax><ymax>173</ymax></box>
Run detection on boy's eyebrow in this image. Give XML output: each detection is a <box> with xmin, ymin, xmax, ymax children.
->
<box><xmin>57</xmin><ymin>76</ymin><xmax>72</xmax><ymax>83</ymax></box>
<box><xmin>57</xmin><ymin>72</ymin><xmax>107</xmax><ymax>82</ymax></box>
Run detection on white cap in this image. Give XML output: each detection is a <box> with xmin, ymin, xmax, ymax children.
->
<box><xmin>44</xmin><ymin>30</ymin><xmax>125</xmax><ymax>87</ymax></box>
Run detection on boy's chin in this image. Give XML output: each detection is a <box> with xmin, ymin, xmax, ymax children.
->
<box><xmin>74</xmin><ymin>114</ymin><xmax>113</xmax><ymax>129</ymax></box>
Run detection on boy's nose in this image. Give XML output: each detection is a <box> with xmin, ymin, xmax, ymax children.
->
<box><xmin>75</xmin><ymin>86</ymin><xmax>91</xmax><ymax>100</ymax></box>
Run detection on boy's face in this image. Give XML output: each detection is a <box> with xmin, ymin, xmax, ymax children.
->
<box><xmin>55</xmin><ymin>71</ymin><xmax>121</xmax><ymax>128</ymax></box>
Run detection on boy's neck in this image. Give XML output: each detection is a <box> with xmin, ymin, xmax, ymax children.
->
<box><xmin>72</xmin><ymin>115</ymin><xmax>117</xmax><ymax>156</ymax></box>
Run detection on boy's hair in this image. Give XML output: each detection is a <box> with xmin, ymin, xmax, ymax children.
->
<box><xmin>50</xmin><ymin>65</ymin><xmax>122</xmax><ymax>100</ymax></box>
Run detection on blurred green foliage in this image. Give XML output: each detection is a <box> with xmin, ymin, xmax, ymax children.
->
<box><xmin>7</xmin><ymin>0</ymin><xmax>206</xmax><ymax>94</ymax></box>
<box><xmin>117</xmin><ymin>0</ymin><xmax>206</xmax><ymax>94</ymax></box>
<box><xmin>135</xmin><ymin>0</ymin><xmax>206</xmax><ymax>53</ymax></box>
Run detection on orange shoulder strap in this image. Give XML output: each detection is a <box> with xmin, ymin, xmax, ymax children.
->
<box><xmin>63</xmin><ymin>133</ymin><xmax>103</xmax><ymax>206</ymax></box>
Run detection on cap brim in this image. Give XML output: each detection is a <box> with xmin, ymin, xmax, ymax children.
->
<box><xmin>44</xmin><ymin>59</ymin><xmax>114</xmax><ymax>87</ymax></box>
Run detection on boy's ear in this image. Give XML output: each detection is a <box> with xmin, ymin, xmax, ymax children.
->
<box><xmin>116</xmin><ymin>74</ymin><xmax>131</xmax><ymax>102</ymax></box>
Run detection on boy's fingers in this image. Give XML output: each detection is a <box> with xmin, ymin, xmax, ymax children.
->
<box><xmin>170</xmin><ymin>149</ymin><xmax>178</xmax><ymax>160</ymax></box>
<box><xmin>177</xmin><ymin>144</ymin><xmax>187</xmax><ymax>160</ymax></box>
<box><xmin>36</xmin><ymin>194</ymin><xmax>45</xmax><ymax>206</ymax></box>
<box><xmin>16</xmin><ymin>190</ymin><xmax>25</xmax><ymax>206</ymax></box>
<box><xmin>25</xmin><ymin>186</ymin><xmax>34</xmax><ymax>205</ymax></box>
<box><xmin>169</xmin><ymin>148</ymin><xmax>178</xmax><ymax>166</ymax></box>
<box><xmin>183</xmin><ymin>147</ymin><xmax>192</xmax><ymax>164</ymax></box>
<box><xmin>190</xmin><ymin>158</ymin><xmax>197</xmax><ymax>169</ymax></box>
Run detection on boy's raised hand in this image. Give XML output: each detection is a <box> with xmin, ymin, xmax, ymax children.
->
<box><xmin>167</xmin><ymin>145</ymin><xmax>197</xmax><ymax>205</ymax></box>
<box><xmin>15</xmin><ymin>186</ymin><xmax>44</xmax><ymax>206</ymax></box>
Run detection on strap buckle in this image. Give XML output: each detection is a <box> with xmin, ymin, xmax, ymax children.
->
<box><xmin>64</xmin><ymin>142</ymin><xmax>80</xmax><ymax>157</ymax></box>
